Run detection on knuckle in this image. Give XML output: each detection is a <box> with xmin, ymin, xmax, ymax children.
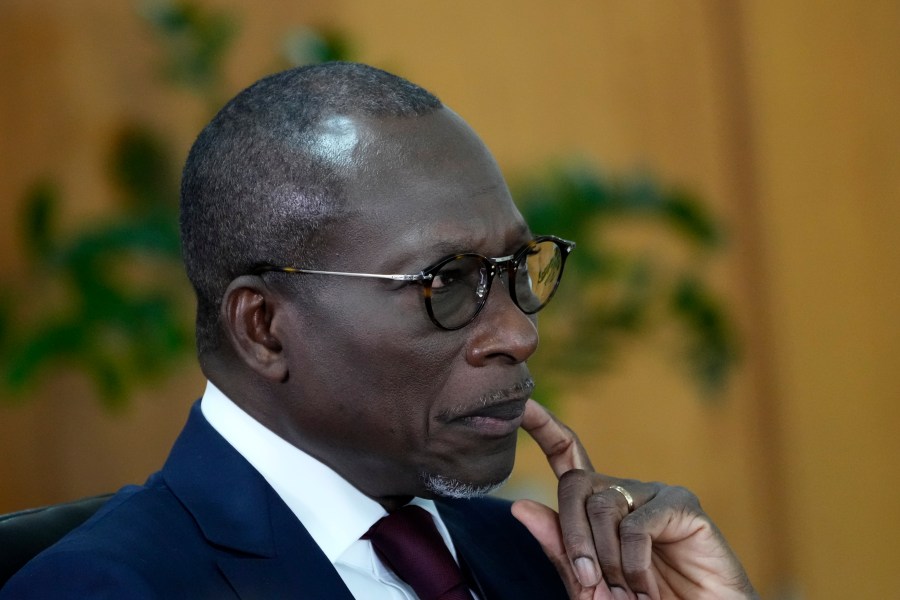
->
<box><xmin>667</xmin><ymin>484</ymin><xmax>702</xmax><ymax>510</ymax></box>
<box><xmin>618</xmin><ymin>527</ymin><xmax>652</xmax><ymax>586</ymax></box>
<box><xmin>618</xmin><ymin>524</ymin><xmax>649</xmax><ymax>546</ymax></box>
<box><xmin>561</xmin><ymin>531</ymin><xmax>592</xmax><ymax>557</ymax></box>
<box><xmin>669</xmin><ymin>484</ymin><xmax>693</xmax><ymax>498</ymax></box>
<box><xmin>645</xmin><ymin>480</ymin><xmax>666</xmax><ymax>495</ymax></box>
<box><xmin>545</xmin><ymin>435</ymin><xmax>576</xmax><ymax>459</ymax></box>
<box><xmin>558</xmin><ymin>469</ymin><xmax>589</xmax><ymax>495</ymax></box>
<box><xmin>586</xmin><ymin>492</ymin><xmax>622</xmax><ymax>519</ymax></box>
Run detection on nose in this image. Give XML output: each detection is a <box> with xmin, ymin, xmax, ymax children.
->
<box><xmin>465</xmin><ymin>275</ymin><xmax>539</xmax><ymax>366</ymax></box>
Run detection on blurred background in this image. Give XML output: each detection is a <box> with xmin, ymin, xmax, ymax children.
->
<box><xmin>1</xmin><ymin>1</ymin><xmax>898</xmax><ymax>598</ymax></box>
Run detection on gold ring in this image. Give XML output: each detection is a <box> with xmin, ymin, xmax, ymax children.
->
<box><xmin>608</xmin><ymin>485</ymin><xmax>635</xmax><ymax>512</ymax></box>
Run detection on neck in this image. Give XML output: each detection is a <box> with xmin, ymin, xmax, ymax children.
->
<box><xmin>376</xmin><ymin>494</ymin><xmax>417</xmax><ymax>513</ymax></box>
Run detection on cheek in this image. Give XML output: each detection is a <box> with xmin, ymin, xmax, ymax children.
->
<box><xmin>301</xmin><ymin>334</ymin><xmax>458</xmax><ymax>459</ymax></box>
<box><xmin>295</xmin><ymin>290</ymin><xmax>463</xmax><ymax>422</ymax></box>
<box><xmin>342</xmin><ymin>330</ymin><xmax>457</xmax><ymax>409</ymax></box>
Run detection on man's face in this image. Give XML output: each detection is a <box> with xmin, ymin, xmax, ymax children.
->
<box><xmin>274</xmin><ymin>108</ymin><xmax>539</xmax><ymax>505</ymax></box>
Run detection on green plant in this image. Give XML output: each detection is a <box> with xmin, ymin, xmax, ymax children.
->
<box><xmin>0</xmin><ymin>130</ymin><xmax>189</xmax><ymax>408</ymax></box>
<box><xmin>516</xmin><ymin>163</ymin><xmax>738</xmax><ymax>404</ymax></box>
<box><xmin>0</xmin><ymin>1</ymin><xmax>351</xmax><ymax>407</ymax></box>
<box><xmin>141</xmin><ymin>0</ymin><xmax>236</xmax><ymax>110</ymax></box>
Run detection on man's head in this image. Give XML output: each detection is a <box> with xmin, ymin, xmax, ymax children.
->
<box><xmin>181</xmin><ymin>62</ymin><xmax>442</xmax><ymax>356</ymax></box>
<box><xmin>181</xmin><ymin>63</ymin><xmax>550</xmax><ymax>508</ymax></box>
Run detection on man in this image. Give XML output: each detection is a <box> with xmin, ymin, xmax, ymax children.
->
<box><xmin>1</xmin><ymin>63</ymin><xmax>756</xmax><ymax>599</ymax></box>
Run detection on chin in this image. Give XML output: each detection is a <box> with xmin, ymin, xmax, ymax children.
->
<box><xmin>418</xmin><ymin>442</ymin><xmax>517</xmax><ymax>499</ymax></box>
<box><xmin>420</xmin><ymin>472</ymin><xmax>511</xmax><ymax>500</ymax></box>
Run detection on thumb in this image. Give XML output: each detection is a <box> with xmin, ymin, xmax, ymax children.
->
<box><xmin>512</xmin><ymin>499</ymin><xmax>599</xmax><ymax>596</ymax></box>
<box><xmin>511</xmin><ymin>499</ymin><xmax>564</xmax><ymax>554</ymax></box>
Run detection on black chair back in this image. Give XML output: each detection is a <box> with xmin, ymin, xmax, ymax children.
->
<box><xmin>0</xmin><ymin>494</ymin><xmax>112</xmax><ymax>587</ymax></box>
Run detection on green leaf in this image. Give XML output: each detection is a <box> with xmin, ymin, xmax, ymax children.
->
<box><xmin>670</xmin><ymin>275</ymin><xmax>739</xmax><ymax>397</ymax></box>
<box><xmin>513</xmin><ymin>161</ymin><xmax>739</xmax><ymax>400</ymax></box>
<box><xmin>109</xmin><ymin>126</ymin><xmax>177</xmax><ymax>212</ymax></box>
<box><xmin>663</xmin><ymin>189</ymin><xmax>722</xmax><ymax>248</ymax></box>
<box><xmin>282</xmin><ymin>27</ymin><xmax>353</xmax><ymax>66</ymax></box>
<box><xmin>4</xmin><ymin>321</ymin><xmax>85</xmax><ymax>390</ymax></box>
<box><xmin>21</xmin><ymin>179</ymin><xmax>59</xmax><ymax>260</ymax></box>
<box><xmin>142</xmin><ymin>0</ymin><xmax>236</xmax><ymax>94</ymax></box>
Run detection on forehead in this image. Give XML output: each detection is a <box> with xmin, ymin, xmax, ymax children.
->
<box><xmin>326</xmin><ymin>109</ymin><xmax>529</xmax><ymax>266</ymax></box>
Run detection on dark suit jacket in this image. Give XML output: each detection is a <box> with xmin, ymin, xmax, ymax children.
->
<box><xmin>1</xmin><ymin>402</ymin><xmax>566</xmax><ymax>599</ymax></box>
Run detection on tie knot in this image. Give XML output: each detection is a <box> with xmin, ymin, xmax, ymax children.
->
<box><xmin>365</xmin><ymin>505</ymin><xmax>470</xmax><ymax>600</ymax></box>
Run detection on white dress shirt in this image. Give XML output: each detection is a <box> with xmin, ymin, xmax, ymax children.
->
<box><xmin>200</xmin><ymin>381</ymin><xmax>477</xmax><ymax>600</ymax></box>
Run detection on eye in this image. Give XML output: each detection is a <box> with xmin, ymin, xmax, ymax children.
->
<box><xmin>429</xmin><ymin>255</ymin><xmax>486</xmax><ymax>295</ymax></box>
<box><xmin>431</xmin><ymin>267</ymin><xmax>465</xmax><ymax>290</ymax></box>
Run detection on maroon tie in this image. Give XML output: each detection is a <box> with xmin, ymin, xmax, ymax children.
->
<box><xmin>364</xmin><ymin>505</ymin><xmax>471</xmax><ymax>600</ymax></box>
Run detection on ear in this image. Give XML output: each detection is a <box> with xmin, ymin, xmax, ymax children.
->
<box><xmin>220</xmin><ymin>275</ymin><xmax>290</xmax><ymax>381</ymax></box>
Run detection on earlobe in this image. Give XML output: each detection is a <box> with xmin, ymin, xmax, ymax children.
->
<box><xmin>221</xmin><ymin>275</ymin><xmax>289</xmax><ymax>381</ymax></box>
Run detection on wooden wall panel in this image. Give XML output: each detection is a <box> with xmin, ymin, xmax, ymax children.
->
<box><xmin>2</xmin><ymin>1</ymin><xmax>897</xmax><ymax>597</ymax></box>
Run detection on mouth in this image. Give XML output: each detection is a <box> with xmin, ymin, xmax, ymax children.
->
<box><xmin>439</xmin><ymin>378</ymin><xmax>533</xmax><ymax>438</ymax></box>
<box><xmin>454</xmin><ymin>399</ymin><xmax>527</xmax><ymax>437</ymax></box>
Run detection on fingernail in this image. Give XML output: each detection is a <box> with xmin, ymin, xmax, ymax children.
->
<box><xmin>636</xmin><ymin>594</ymin><xmax>652</xmax><ymax>600</ymax></box>
<box><xmin>574</xmin><ymin>557</ymin><xmax>599</xmax><ymax>587</ymax></box>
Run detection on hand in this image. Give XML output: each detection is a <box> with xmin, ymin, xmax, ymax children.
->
<box><xmin>511</xmin><ymin>399</ymin><xmax>758</xmax><ymax>600</ymax></box>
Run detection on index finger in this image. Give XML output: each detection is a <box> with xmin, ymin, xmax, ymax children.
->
<box><xmin>520</xmin><ymin>399</ymin><xmax>594</xmax><ymax>477</ymax></box>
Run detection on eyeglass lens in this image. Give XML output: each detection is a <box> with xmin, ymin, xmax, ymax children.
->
<box><xmin>428</xmin><ymin>239</ymin><xmax>565</xmax><ymax>329</ymax></box>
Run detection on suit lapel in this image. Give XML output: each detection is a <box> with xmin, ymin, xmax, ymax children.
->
<box><xmin>161</xmin><ymin>402</ymin><xmax>355</xmax><ymax>600</ymax></box>
<box><xmin>437</xmin><ymin>498</ymin><xmax>525</xmax><ymax>599</ymax></box>
<box><xmin>216</xmin><ymin>490</ymin><xmax>354</xmax><ymax>600</ymax></box>
<box><xmin>436</xmin><ymin>497</ymin><xmax>567</xmax><ymax>600</ymax></box>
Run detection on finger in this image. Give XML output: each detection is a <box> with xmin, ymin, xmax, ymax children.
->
<box><xmin>585</xmin><ymin>486</ymin><xmax>652</xmax><ymax>592</ymax></box>
<box><xmin>585</xmin><ymin>482</ymin><xmax>660</xmax><ymax>597</ymax></box>
<box><xmin>609</xmin><ymin>588</ymin><xmax>634</xmax><ymax>600</ymax></box>
<box><xmin>520</xmin><ymin>399</ymin><xmax>593</xmax><ymax>476</ymax></box>
<box><xmin>618</xmin><ymin>486</ymin><xmax>706</xmax><ymax>597</ymax></box>
<box><xmin>586</xmin><ymin>487</ymin><xmax>630</xmax><ymax>592</ymax></box>
<box><xmin>617</xmin><ymin>517</ymin><xmax>659</xmax><ymax>600</ymax></box>
<box><xmin>511</xmin><ymin>500</ymin><xmax>616</xmax><ymax>600</ymax></box>
<box><xmin>556</xmin><ymin>470</ymin><xmax>604</xmax><ymax>588</ymax></box>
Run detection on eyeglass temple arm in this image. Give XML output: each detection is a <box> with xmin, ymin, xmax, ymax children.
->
<box><xmin>255</xmin><ymin>266</ymin><xmax>430</xmax><ymax>282</ymax></box>
<box><xmin>253</xmin><ymin>238</ymin><xmax>575</xmax><ymax>280</ymax></box>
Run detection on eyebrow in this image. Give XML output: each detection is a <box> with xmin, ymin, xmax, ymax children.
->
<box><xmin>420</xmin><ymin>223</ymin><xmax>533</xmax><ymax>263</ymax></box>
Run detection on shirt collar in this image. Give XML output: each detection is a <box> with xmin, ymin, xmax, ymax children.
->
<box><xmin>199</xmin><ymin>380</ymin><xmax>445</xmax><ymax>562</ymax></box>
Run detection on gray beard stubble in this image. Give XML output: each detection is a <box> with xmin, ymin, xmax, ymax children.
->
<box><xmin>421</xmin><ymin>473</ymin><xmax>510</xmax><ymax>499</ymax></box>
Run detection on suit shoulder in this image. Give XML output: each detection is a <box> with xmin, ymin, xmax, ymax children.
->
<box><xmin>61</xmin><ymin>481</ymin><xmax>196</xmax><ymax>547</ymax></box>
<box><xmin>2</xmin><ymin>483</ymin><xmax>223</xmax><ymax>598</ymax></box>
<box><xmin>1</xmin><ymin>545</ymin><xmax>158</xmax><ymax>599</ymax></box>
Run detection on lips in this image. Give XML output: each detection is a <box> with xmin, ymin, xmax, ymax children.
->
<box><xmin>460</xmin><ymin>398</ymin><xmax>527</xmax><ymax>421</ymax></box>
<box><xmin>436</xmin><ymin>377</ymin><xmax>534</xmax><ymax>437</ymax></box>
<box><xmin>451</xmin><ymin>398</ymin><xmax>527</xmax><ymax>437</ymax></box>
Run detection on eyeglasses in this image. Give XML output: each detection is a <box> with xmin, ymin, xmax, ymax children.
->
<box><xmin>254</xmin><ymin>235</ymin><xmax>576</xmax><ymax>330</ymax></box>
